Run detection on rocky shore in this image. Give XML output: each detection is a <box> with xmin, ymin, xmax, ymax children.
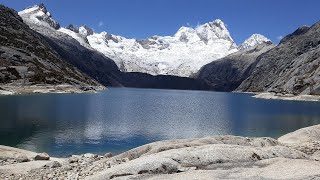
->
<box><xmin>253</xmin><ymin>92</ymin><xmax>320</xmax><ymax>102</ymax></box>
<box><xmin>1</xmin><ymin>124</ymin><xmax>320</xmax><ymax>179</ymax></box>
<box><xmin>0</xmin><ymin>84</ymin><xmax>106</xmax><ymax>95</ymax></box>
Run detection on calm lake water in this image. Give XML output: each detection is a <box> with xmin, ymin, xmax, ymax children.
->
<box><xmin>1</xmin><ymin>88</ymin><xmax>320</xmax><ymax>157</ymax></box>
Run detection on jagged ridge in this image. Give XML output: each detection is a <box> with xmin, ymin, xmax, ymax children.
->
<box><xmin>18</xmin><ymin>4</ymin><xmax>271</xmax><ymax>78</ymax></box>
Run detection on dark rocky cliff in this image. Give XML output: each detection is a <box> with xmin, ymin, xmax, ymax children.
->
<box><xmin>197</xmin><ymin>42</ymin><xmax>274</xmax><ymax>91</ymax></box>
<box><xmin>0</xmin><ymin>5</ymin><xmax>100</xmax><ymax>88</ymax></box>
<box><xmin>237</xmin><ymin>22</ymin><xmax>320</xmax><ymax>95</ymax></box>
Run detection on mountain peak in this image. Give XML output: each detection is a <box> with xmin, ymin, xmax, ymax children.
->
<box><xmin>174</xmin><ymin>26</ymin><xmax>196</xmax><ymax>42</ymax></box>
<box><xmin>38</xmin><ymin>3</ymin><xmax>48</xmax><ymax>14</ymax></box>
<box><xmin>211</xmin><ymin>19</ymin><xmax>226</xmax><ymax>29</ymax></box>
<box><xmin>174</xmin><ymin>19</ymin><xmax>233</xmax><ymax>44</ymax></box>
<box><xmin>175</xmin><ymin>26</ymin><xmax>195</xmax><ymax>34</ymax></box>
<box><xmin>38</xmin><ymin>3</ymin><xmax>46</xmax><ymax>8</ymax></box>
<box><xmin>238</xmin><ymin>34</ymin><xmax>272</xmax><ymax>50</ymax></box>
<box><xmin>19</xmin><ymin>3</ymin><xmax>60</xmax><ymax>30</ymax></box>
<box><xmin>195</xmin><ymin>19</ymin><xmax>236</xmax><ymax>46</ymax></box>
<box><xmin>20</xmin><ymin>3</ymin><xmax>48</xmax><ymax>16</ymax></box>
<box><xmin>66</xmin><ymin>24</ymin><xmax>79</xmax><ymax>33</ymax></box>
<box><xmin>79</xmin><ymin>25</ymin><xmax>94</xmax><ymax>36</ymax></box>
<box><xmin>280</xmin><ymin>26</ymin><xmax>310</xmax><ymax>44</ymax></box>
<box><xmin>199</xmin><ymin>19</ymin><xmax>228</xmax><ymax>32</ymax></box>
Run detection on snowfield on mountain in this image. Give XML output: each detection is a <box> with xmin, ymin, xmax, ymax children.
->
<box><xmin>19</xmin><ymin>4</ymin><xmax>271</xmax><ymax>77</ymax></box>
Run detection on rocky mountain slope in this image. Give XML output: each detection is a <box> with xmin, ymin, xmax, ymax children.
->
<box><xmin>198</xmin><ymin>21</ymin><xmax>320</xmax><ymax>97</ymax></box>
<box><xmin>0</xmin><ymin>5</ymin><xmax>102</xmax><ymax>93</ymax></box>
<box><xmin>19</xmin><ymin>4</ymin><xmax>271</xmax><ymax>78</ymax></box>
<box><xmin>17</xmin><ymin>4</ymin><xmax>121</xmax><ymax>87</ymax></box>
<box><xmin>11</xmin><ymin>3</ymin><xmax>320</xmax><ymax>95</ymax></box>
<box><xmin>237</xmin><ymin>21</ymin><xmax>320</xmax><ymax>96</ymax></box>
<box><xmin>16</xmin><ymin>4</ymin><xmax>211</xmax><ymax>90</ymax></box>
<box><xmin>197</xmin><ymin>42</ymin><xmax>275</xmax><ymax>91</ymax></box>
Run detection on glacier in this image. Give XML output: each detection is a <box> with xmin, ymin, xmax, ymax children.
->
<box><xmin>18</xmin><ymin>4</ymin><xmax>272</xmax><ymax>77</ymax></box>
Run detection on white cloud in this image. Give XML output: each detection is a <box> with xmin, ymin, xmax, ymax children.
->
<box><xmin>98</xmin><ymin>21</ymin><xmax>104</xmax><ymax>27</ymax></box>
<box><xmin>277</xmin><ymin>36</ymin><xmax>284</xmax><ymax>41</ymax></box>
<box><xmin>195</xmin><ymin>21</ymin><xmax>201</xmax><ymax>28</ymax></box>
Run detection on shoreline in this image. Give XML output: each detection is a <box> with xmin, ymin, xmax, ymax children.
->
<box><xmin>0</xmin><ymin>84</ymin><xmax>106</xmax><ymax>96</ymax></box>
<box><xmin>1</xmin><ymin>124</ymin><xmax>320</xmax><ymax>179</ymax></box>
<box><xmin>1</xmin><ymin>85</ymin><xmax>320</xmax><ymax>103</ymax></box>
<box><xmin>253</xmin><ymin>92</ymin><xmax>320</xmax><ymax>102</ymax></box>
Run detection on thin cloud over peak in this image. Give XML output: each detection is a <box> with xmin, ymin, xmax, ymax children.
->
<box><xmin>98</xmin><ymin>21</ymin><xmax>104</xmax><ymax>27</ymax></box>
<box><xmin>277</xmin><ymin>36</ymin><xmax>284</xmax><ymax>41</ymax></box>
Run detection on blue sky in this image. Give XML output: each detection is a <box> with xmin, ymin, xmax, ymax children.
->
<box><xmin>0</xmin><ymin>0</ymin><xmax>319</xmax><ymax>44</ymax></box>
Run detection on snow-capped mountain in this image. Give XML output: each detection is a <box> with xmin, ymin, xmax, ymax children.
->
<box><xmin>57</xmin><ymin>25</ymin><xmax>94</xmax><ymax>49</ymax></box>
<box><xmin>86</xmin><ymin>20</ymin><xmax>238</xmax><ymax>77</ymax></box>
<box><xmin>18</xmin><ymin>3</ymin><xmax>60</xmax><ymax>30</ymax></box>
<box><xmin>238</xmin><ymin>34</ymin><xmax>272</xmax><ymax>50</ymax></box>
<box><xmin>18</xmin><ymin>4</ymin><xmax>271</xmax><ymax>77</ymax></box>
<box><xmin>58</xmin><ymin>19</ymin><xmax>239</xmax><ymax>77</ymax></box>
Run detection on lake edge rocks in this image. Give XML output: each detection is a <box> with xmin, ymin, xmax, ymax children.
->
<box><xmin>1</xmin><ymin>124</ymin><xmax>320</xmax><ymax>179</ymax></box>
<box><xmin>0</xmin><ymin>84</ymin><xmax>106</xmax><ymax>96</ymax></box>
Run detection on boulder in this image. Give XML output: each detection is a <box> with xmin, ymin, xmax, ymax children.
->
<box><xmin>44</xmin><ymin>161</ymin><xmax>61</xmax><ymax>168</ymax></box>
<box><xmin>34</xmin><ymin>153</ymin><xmax>50</xmax><ymax>161</ymax></box>
<box><xmin>278</xmin><ymin>124</ymin><xmax>320</xmax><ymax>144</ymax></box>
<box><xmin>83</xmin><ymin>153</ymin><xmax>98</xmax><ymax>159</ymax></box>
<box><xmin>68</xmin><ymin>156</ymin><xmax>79</xmax><ymax>163</ymax></box>
<box><xmin>311</xmin><ymin>151</ymin><xmax>320</xmax><ymax>161</ymax></box>
<box><xmin>104</xmin><ymin>153</ymin><xmax>112</xmax><ymax>158</ymax></box>
<box><xmin>16</xmin><ymin>155</ymin><xmax>29</xmax><ymax>163</ymax></box>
